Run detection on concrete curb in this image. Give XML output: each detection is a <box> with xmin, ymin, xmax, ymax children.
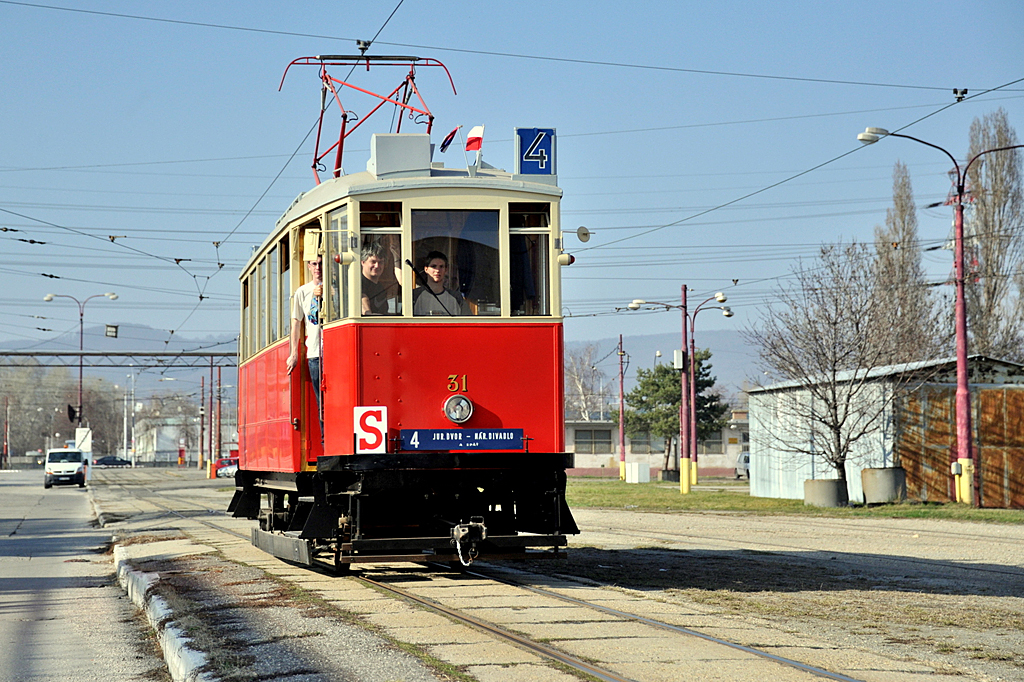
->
<box><xmin>113</xmin><ymin>546</ymin><xmax>215</xmax><ymax>682</ymax></box>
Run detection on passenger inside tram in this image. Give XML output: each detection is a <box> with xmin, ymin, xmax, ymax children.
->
<box><xmin>360</xmin><ymin>238</ymin><xmax>402</xmax><ymax>315</ymax></box>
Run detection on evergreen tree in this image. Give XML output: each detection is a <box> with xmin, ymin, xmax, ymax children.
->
<box><xmin>872</xmin><ymin>161</ymin><xmax>945</xmax><ymax>362</ymax></box>
<box><xmin>619</xmin><ymin>350</ymin><xmax>728</xmax><ymax>470</ymax></box>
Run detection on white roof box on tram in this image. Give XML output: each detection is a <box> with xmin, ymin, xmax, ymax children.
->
<box><xmin>367</xmin><ymin>134</ymin><xmax>432</xmax><ymax>180</ymax></box>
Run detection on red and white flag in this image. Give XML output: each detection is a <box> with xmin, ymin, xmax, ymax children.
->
<box><xmin>465</xmin><ymin>125</ymin><xmax>484</xmax><ymax>151</ymax></box>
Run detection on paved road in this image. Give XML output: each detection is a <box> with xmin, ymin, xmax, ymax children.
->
<box><xmin>0</xmin><ymin>470</ymin><xmax>168</xmax><ymax>682</ymax></box>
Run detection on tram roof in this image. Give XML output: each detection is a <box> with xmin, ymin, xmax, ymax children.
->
<box><xmin>276</xmin><ymin>164</ymin><xmax>562</xmax><ymax>232</ymax></box>
<box><xmin>245</xmin><ymin>134</ymin><xmax>563</xmax><ymax>271</ymax></box>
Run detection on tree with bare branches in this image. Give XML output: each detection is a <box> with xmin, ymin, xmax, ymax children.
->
<box><xmin>745</xmin><ymin>242</ymin><xmax>919</xmax><ymax>484</ymax></box>
<box><xmin>964</xmin><ymin>108</ymin><xmax>1024</xmax><ymax>361</ymax></box>
<box><xmin>563</xmin><ymin>344</ymin><xmax>610</xmax><ymax>421</ymax></box>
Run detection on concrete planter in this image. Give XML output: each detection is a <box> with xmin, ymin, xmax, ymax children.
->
<box><xmin>804</xmin><ymin>478</ymin><xmax>849</xmax><ymax>507</ymax></box>
<box><xmin>861</xmin><ymin>467</ymin><xmax>907</xmax><ymax>504</ymax></box>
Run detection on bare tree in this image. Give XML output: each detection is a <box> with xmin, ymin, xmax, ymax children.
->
<box><xmin>745</xmin><ymin>242</ymin><xmax>918</xmax><ymax>483</ymax></box>
<box><xmin>964</xmin><ymin>108</ymin><xmax>1024</xmax><ymax>361</ymax></box>
<box><xmin>564</xmin><ymin>344</ymin><xmax>610</xmax><ymax>421</ymax></box>
<box><xmin>873</xmin><ymin>161</ymin><xmax>946</xmax><ymax>362</ymax></box>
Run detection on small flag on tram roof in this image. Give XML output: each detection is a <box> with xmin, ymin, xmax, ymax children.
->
<box><xmin>465</xmin><ymin>125</ymin><xmax>484</xmax><ymax>151</ymax></box>
<box><xmin>439</xmin><ymin>126</ymin><xmax>460</xmax><ymax>153</ymax></box>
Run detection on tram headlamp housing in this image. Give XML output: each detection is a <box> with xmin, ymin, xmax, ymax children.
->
<box><xmin>443</xmin><ymin>395</ymin><xmax>474</xmax><ymax>424</ymax></box>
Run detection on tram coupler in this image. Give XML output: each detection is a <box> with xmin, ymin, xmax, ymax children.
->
<box><xmin>451</xmin><ymin>516</ymin><xmax>487</xmax><ymax>566</ymax></box>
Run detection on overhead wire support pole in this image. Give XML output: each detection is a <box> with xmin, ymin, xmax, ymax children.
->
<box><xmin>680</xmin><ymin>286</ymin><xmax>690</xmax><ymax>495</ymax></box>
<box><xmin>618</xmin><ymin>335</ymin><xmax>626</xmax><ymax>482</ymax></box>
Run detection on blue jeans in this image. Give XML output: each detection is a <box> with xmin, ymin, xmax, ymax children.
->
<box><xmin>307</xmin><ymin>357</ymin><xmax>324</xmax><ymax>442</ymax></box>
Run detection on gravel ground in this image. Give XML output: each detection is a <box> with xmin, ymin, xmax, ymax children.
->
<box><xmin>123</xmin><ymin>538</ymin><xmax>452</xmax><ymax>682</ymax></box>
<box><xmin>91</xmin><ymin>471</ymin><xmax>1024</xmax><ymax>681</ymax></box>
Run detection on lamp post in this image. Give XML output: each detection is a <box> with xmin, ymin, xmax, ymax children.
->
<box><xmin>688</xmin><ymin>294</ymin><xmax>734</xmax><ymax>487</ymax></box>
<box><xmin>43</xmin><ymin>292</ymin><xmax>118</xmax><ymax>428</ymax></box>
<box><xmin>858</xmin><ymin>128</ymin><xmax>1024</xmax><ymax>506</ymax></box>
<box><xmin>629</xmin><ymin>287</ymin><xmax>733</xmax><ymax>493</ymax></box>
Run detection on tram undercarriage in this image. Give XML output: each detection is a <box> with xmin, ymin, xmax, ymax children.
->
<box><xmin>228</xmin><ymin>453</ymin><xmax>579</xmax><ymax>569</ymax></box>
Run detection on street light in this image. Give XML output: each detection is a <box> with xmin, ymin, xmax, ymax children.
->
<box><xmin>689</xmin><ymin>294</ymin><xmax>733</xmax><ymax>488</ymax></box>
<box><xmin>858</xmin><ymin>127</ymin><xmax>1024</xmax><ymax>506</ymax></box>
<box><xmin>43</xmin><ymin>292</ymin><xmax>118</xmax><ymax>429</ymax></box>
<box><xmin>628</xmin><ymin>287</ymin><xmax>734</xmax><ymax>493</ymax></box>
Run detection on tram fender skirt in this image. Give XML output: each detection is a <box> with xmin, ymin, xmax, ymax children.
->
<box><xmin>299</xmin><ymin>501</ymin><xmax>339</xmax><ymax>539</ymax></box>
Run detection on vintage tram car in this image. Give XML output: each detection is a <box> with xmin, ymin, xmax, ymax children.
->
<box><xmin>229</xmin><ymin>57</ymin><xmax>579</xmax><ymax>569</ymax></box>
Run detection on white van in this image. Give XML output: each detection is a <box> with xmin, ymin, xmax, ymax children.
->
<box><xmin>44</xmin><ymin>448</ymin><xmax>88</xmax><ymax>489</ymax></box>
<box><xmin>735</xmin><ymin>452</ymin><xmax>750</xmax><ymax>480</ymax></box>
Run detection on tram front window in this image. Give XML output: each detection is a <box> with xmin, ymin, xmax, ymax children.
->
<box><xmin>412</xmin><ymin>209</ymin><xmax>500</xmax><ymax>316</ymax></box>
<box><xmin>360</xmin><ymin>235</ymin><xmax>402</xmax><ymax>315</ymax></box>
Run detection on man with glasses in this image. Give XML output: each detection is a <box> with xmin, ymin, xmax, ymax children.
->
<box><xmin>286</xmin><ymin>255</ymin><xmax>324</xmax><ymax>440</ymax></box>
<box><xmin>413</xmin><ymin>251</ymin><xmax>467</xmax><ymax>316</ymax></box>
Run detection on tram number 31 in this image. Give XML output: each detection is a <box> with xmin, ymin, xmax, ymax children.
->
<box><xmin>447</xmin><ymin>374</ymin><xmax>468</xmax><ymax>392</ymax></box>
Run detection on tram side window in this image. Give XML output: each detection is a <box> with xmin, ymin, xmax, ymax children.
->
<box><xmin>278</xmin><ymin>237</ymin><xmax>290</xmax><ymax>338</ymax></box>
<box><xmin>258</xmin><ymin>256</ymin><xmax>268</xmax><ymax>349</ymax></box>
<box><xmin>241</xmin><ymin>278</ymin><xmax>251</xmax><ymax>359</ymax></box>
<box><xmin>510</xmin><ymin>203</ymin><xmax>551</xmax><ymax>316</ymax></box>
<box><xmin>360</xmin><ymin>235</ymin><xmax>402</xmax><ymax>315</ymax></box>
<box><xmin>412</xmin><ymin>209</ymin><xmax>500</xmax><ymax>316</ymax></box>
<box><xmin>268</xmin><ymin>245</ymin><xmax>279</xmax><ymax>343</ymax></box>
<box><xmin>324</xmin><ymin>208</ymin><xmax>348</xmax><ymax>322</ymax></box>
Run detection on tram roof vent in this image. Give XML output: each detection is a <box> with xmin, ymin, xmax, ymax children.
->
<box><xmin>367</xmin><ymin>134</ymin><xmax>432</xmax><ymax>180</ymax></box>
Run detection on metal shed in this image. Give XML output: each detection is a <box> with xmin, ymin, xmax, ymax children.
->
<box><xmin>748</xmin><ymin>356</ymin><xmax>1024</xmax><ymax>508</ymax></box>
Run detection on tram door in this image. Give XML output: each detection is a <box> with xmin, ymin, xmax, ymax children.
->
<box><xmin>294</xmin><ymin>227</ymin><xmax>324</xmax><ymax>466</ymax></box>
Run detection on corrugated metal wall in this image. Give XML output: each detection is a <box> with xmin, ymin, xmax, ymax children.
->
<box><xmin>896</xmin><ymin>385</ymin><xmax>1024</xmax><ymax>508</ymax></box>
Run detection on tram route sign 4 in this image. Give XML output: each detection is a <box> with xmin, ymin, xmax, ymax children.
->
<box><xmin>401</xmin><ymin>428</ymin><xmax>524</xmax><ymax>451</ymax></box>
<box><xmin>515</xmin><ymin>128</ymin><xmax>556</xmax><ymax>175</ymax></box>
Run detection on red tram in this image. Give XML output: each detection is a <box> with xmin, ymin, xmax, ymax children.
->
<box><xmin>229</xmin><ymin>56</ymin><xmax>579</xmax><ymax>569</ymax></box>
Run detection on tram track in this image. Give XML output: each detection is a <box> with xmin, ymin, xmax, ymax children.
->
<box><xmin>94</xmin><ymin>474</ymin><xmax>874</xmax><ymax>682</ymax></box>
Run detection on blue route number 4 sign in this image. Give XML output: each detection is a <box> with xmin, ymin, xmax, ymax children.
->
<box><xmin>515</xmin><ymin>128</ymin><xmax>556</xmax><ymax>175</ymax></box>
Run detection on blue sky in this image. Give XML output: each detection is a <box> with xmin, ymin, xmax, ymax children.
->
<box><xmin>2</xmin><ymin>0</ymin><xmax>1021</xmax><ymax>380</ymax></box>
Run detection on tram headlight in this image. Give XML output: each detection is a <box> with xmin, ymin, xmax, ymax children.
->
<box><xmin>443</xmin><ymin>395</ymin><xmax>474</xmax><ymax>424</ymax></box>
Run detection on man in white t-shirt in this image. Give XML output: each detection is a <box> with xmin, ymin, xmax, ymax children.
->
<box><xmin>286</xmin><ymin>256</ymin><xmax>324</xmax><ymax>441</ymax></box>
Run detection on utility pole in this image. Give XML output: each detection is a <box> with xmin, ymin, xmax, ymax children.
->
<box><xmin>618</xmin><ymin>335</ymin><xmax>626</xmax><ymax>481</ymax></box>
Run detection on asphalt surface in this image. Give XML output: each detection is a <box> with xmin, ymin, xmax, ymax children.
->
<box><xmin>0</xmin><ymin>469</ymin><xmax>168</xmax><ymax>682</ymax></box>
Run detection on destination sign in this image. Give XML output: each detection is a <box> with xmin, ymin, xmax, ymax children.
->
<box><xmin>514</xmin><ymin>127</ymin><xmax>555</xmax><ymax>175</ymax></box>
<box><xmin>400</xmin><ymin>428</ymin><xmax>524</xmax><ymax>451</ymax></box>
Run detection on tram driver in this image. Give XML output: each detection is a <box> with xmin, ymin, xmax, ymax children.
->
<box><xmin>413</xmin><ymin>251</ymin><xmax>467</xmax><ymax>316</ymax></box>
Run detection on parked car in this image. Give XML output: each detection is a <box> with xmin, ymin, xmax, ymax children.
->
<box><xmin>735</xmin><ymin>452</ymin><xmax>750</xmax><ymax>480</ymax></box>
<box><xmin>44</xmin><ymin>448</ymin><xmax>87</xmax><ymax>488</ymax></box>
<box><xmin>94</xmin><ymin>456</ymin><xmax>131</xmax><ymax>467</ymax></box>
<box><xmin>214</xmin><ymin>457</ymin><xmax>239</xmax><ymax>478</ymax></box>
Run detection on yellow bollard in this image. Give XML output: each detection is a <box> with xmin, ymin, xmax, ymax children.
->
<box><xmin>680</xmin><ymin>458</ymin><xmax>691</xmax><ymax>494</ymax></box>
<box><xmin>691</xmin><ymin>459</ymin><xmax>698</xmax><ymax>486</ymax></box>
<box><xmin>957</xmin><ymin>458</ymin><xmax>974</xmax><ymax>505</ymax></box>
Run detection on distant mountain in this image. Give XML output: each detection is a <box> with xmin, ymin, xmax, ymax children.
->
<box><xmin>567</xmin><ymin>329</ymin><xmax>762</xmax><ymax>403</ymax></box>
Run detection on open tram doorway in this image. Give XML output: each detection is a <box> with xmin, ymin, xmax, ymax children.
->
<box><xmin>294</xmin><ymin>226</ymin><xmax>325</xmax><ymax>464</ymax></box>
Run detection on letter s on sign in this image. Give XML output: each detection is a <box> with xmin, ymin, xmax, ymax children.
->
<box><xmin>354</xmin><ymin>406</ymin><xmax>388</xmax><ymax>454</ymax></box>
